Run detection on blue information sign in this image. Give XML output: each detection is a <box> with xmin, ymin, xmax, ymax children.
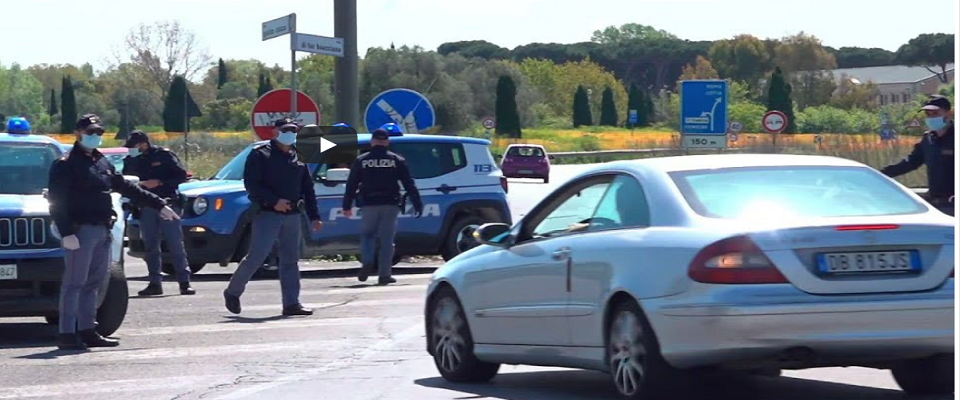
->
<box><xmin>680</xmin><ymin>80</ymin><xmax>728</xmax><ymax>135</ymax></box>
<box><xmin>364</xmin><ymin>88</ymin><xmax>436</xmax><ymax>134</ymax></box>
<box><xmin>628</xmin><ymin>109</ymin><xmax>638</xmax><ymax>124</ymax></box>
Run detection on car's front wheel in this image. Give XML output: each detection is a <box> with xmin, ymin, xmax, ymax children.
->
<box><xmin>608</xmin><ymin>300</ymin><xmax>685</xmax><ymax>399</ymax></box>
<box><xmin>428</xmin><ymin>287</ymin><xmax>499</xmax><ymax>383</ymax></box>
<box><xmin>95</xmin><ymin>264</ymin><xmax>128</xmax><ymax>337</ymax></box>
<box><xmin>891</xmin><ymin>353</ymin><xmax>954</xmax><ymax>395</ymax></box>
<box><xmin>441</xmin><ymin>216</ymin><xmax>483</xmax><ymax>261</ymax></box>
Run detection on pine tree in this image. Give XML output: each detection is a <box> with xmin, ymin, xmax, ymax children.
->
<box><xmin>59</xmin><ymin>76</ymin><xmax>77</xmax><ymax>134</ymax></box>
<box><xmin>163</xmin><ymin>76</ymin><xmax>203</xmax><ymax>132</ymax></box>
<box><xmin>599</xmin><ymin>86</ymin><xmax>618</xmax><ymax>126</ymax></box>
<box><xmin>572</xmin><ymin>85</ymin><xmax>592</xmax><ymax>127</ymax></box>
<box><xmin>48</xmin><ymin>89</ymin><xmax>58</xmax><ymax>116</ymax></box>
<box><xmin>494</xmin><ymin>75</ymin><xmax>522</xmax><ymax>138</ymax></box>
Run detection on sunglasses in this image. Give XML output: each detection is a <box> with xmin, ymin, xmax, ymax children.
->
<box><xmin>280</xmin><ymin>129</ymin><xmax>297</xmax><ymax>134</ymax></box>
<box><xmin>83</xmin><ymin>128</ymin><xmax>105</xmax><ymax>136</ymax></box>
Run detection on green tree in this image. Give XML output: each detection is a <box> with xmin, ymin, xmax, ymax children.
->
<box><xmin>495</xmin><ymin>75</ymin><xmax>522</xmax><ymax>138</ymax></box>
<box><xmin>60</xmin><ymin>75</ymin><xmax>77</xmax><ymax>134</ymax></box>
<box><xmin>257</xmin><ymin>72</ymin><xmax>274</xmax><ymax>97</ymax></box>
<box><xmin>639</xmin><ymin>87</ymin><xmax>655</xmax><ymax>127</ymax></box>
<box><xmin>766</xmin><ymin>67</ymin><xmax>797</xmax><ymax>133</ymax></box>
<box><xmin>895</xmin><ymin>33</ymin><xmax>955</xmax><ymax>83</ymax></box>
<box><xmin>708</xmin><ymin>34</ymin><xmax>773</xmax><ymax>90</ymax></box>
<box><xmin>572</xmin><ymin>85</ymin><xmax>592</xmax><ymax>127</ymax></box>
<box><xmin>773</xmin><ymin>32</ymin><xmax>838</xmax><ymax>109</ymax></box>
<box><xmin>163</xmin><ymin>75</ymin><xmax>203</xmax><ymax>132</ymax></box>
<box><xmin>217</xmin><ymin>58</ymin><xmax>229</xmax><ymax>90</ymax></box>
<box><xmin>591</xmin><ymin>23</ymin><xmax>678</xmax><ymax>45</ymax></box>
<box><xmin>626</xmin><ymin>83</ymin><xmax>641</xmax><ymax>127</ymax></box>
<box><xmin>0</xmin><ymin>63</ymin><xmax>45</xmax><ymax>123</ymax></box>
<box><xmin>48</xmin><ymin>89</ymin><xmax>58</xmax><ymax>116</ymax></box>
<box><xmin>599</xmin><ymin>86</ymin><xmax>618</xmax><ymax>126</ymax></box>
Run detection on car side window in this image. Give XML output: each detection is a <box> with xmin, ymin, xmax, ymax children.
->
<box><xmin>588</xmin><ymin>175</ymin><xmax>651</xmax><ymax>232</ymax></box>
<box><xmin>524</xmin><ymin>176</ymin><xmax>614</xmax><ymax>240</ymax></box>
<box><xmin>391</xmin><ymin>142</ymin><xmax>466</xmax><ymax>179</ymax></box>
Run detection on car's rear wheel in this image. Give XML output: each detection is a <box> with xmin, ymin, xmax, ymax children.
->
<box><xmin>428</xmin><ymin>287</ymin><xmax>500</xmax><ymax>383</ymax></box>
<box><xmin>441</xmin><ymin>216</ymin><xmax>484</xmax><ymax>261</ymax></box>
<box><xmin>608</xmin><ymin>300</ymin><xmax>685</xmax><ymax>399</ymax></box>
<box><xmin>891</xmin><ymin>353</ymin><xmax>954</xmax><ymax>395</ymax></box>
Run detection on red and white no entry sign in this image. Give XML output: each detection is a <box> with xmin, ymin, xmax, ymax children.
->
<box><xmin>762</xmin><ymin>111</ymin><xmax>788</xmax><ymax>134</ymax></box>
<box><xmin>250</xmin><ymin>89</ymin><xmax>322</xmax><ymax>140</ymax></box>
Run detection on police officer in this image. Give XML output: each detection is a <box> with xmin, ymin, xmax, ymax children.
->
<box><xmin>6</xmin><ymin>117</ymin><xmax>31</xmax><ymax>134</ymax></box>
<box><xmin>223</xmin><ymin>117</ymin><xmax>323</xmax><ymax>316</ymax></box>
<box><xmin>48</xmin><ymin>114</ymin><xmax>180</xmax><ymax>350</ymax></box>
<box><xmin>881</xmin><ymin>95</ymin><xmax>955</xmax><ymax>216</ymax></box>
<box><xmin>343</xmin><ymin>125</ymin><xmax>423</xmax><ymax>285</ymax></box>
<box><xmin>122</xmin><ymin>130</ymin><xmax>195</xmax><ymax>296</ymax></box>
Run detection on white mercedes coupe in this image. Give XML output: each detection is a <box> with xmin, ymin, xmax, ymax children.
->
<box><xmin>423</xmin><ymin>154</ymin><xmax>955</xmax><ymax>399</ymax></box>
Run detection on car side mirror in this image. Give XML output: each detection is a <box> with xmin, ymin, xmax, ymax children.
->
<box><xmin>548</xmin><ymin>154</ymin><xmax>555</xmax><ymax>160</ymax></box>
<box><xmin>474</xmin><ymin>223</ymin><xmax>512</xmax><ymax>247</ymax></box>
<box><xmin>326</xmin><ymin>168</ymin><xmax>350</xmax><ymax>183</ymax></box>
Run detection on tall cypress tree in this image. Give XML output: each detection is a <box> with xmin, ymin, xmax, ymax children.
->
<box><xmin>626</xmin><ymin>84</ymin><xmax>641</xmax><ymax>127</ymax></box>
<box><xmin>494</xmin><ymin>75</ymin><xmax>522</xmax><ymax>138</ymax></box>
<box><xmin>48</xmin><ymin>89</ymin><xmax>58</xmax><ymax>116</ymax></box>
<box><xmin>59</xmin><ymin>76</ymin><xmax>77</xmax><ymax>134</ymax></box>
<box><xmin>217</xmin><ymin>58</ymin><xmax>228</xmax><ymax>89</ymax></box>
<box><xmin>599</xmin><ymin>86</ymin><xmax>618</xmax><ymax>126</ymax></box>
<box><xmin>766</xmin><ymin>67</ymin><xmax>797</xmax><ymax>133</ymax></box>
<box><xmin>257</xmin><ymin>72</ymin><xmax>273</xmax><ymax>97</ymax></box>
<box><xmin>640</xmin><ymin>88</ymin><xmax>655</xmax><ymax>127</ymax></box>
<box><xmin>572</xmin><ymin>85</ymin><xmax>592</xmax><ymax>127</ymax></box>
<box><xmin>163</xmin><ymin>76</ymin><xmax>203</xmax><ymax>132</ymax></box>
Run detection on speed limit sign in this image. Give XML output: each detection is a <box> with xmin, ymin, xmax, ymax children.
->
<box><xmin>762</xmin><ymin>111</ymin><xmax>788</xmax><ymax>134</ymax></box>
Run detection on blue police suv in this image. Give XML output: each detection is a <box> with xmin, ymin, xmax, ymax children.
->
<box><xmin>126</xmin><ymin>131</ymin><xmax>512</xmax><ymax>277</ymax></box>
<box><xmin>0</xmin><ymin>132</ymin><xmax>131</xmax><ymax>336</ymax></box>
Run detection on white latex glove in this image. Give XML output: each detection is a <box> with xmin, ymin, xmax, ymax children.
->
<box><xmin>159</xmin><ymin>206</ymin><xmax>181</xmax><ymax>221</ymax></box>
<box><xmin>62</xmin><ymin>235</ymin><xmax>80</xmax><ymax>250</ymax></box>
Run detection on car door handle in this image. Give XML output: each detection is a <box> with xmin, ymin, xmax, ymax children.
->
<box><xmin>551</xmin><ymin>247</ymin><xmax>570</xmax><ymax>260</ymax></box>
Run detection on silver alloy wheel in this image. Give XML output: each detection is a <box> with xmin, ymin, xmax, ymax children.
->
<box><xmin>455</xmin><ymin>224</ymin><xmax>481</xmax><ymax>253</ymax></box>
<box><xmin>432</xmin><ymin>297</ymin><xmax>468</xmax><ymax>373</ymax></box>
<box><xmin>610</xmin><ymin>310</ymin><xmax>647</xmax><ymax>396</ymax></box>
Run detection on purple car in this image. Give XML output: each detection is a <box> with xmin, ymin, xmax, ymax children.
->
<box><xmin>500</xmin><ymin>144</ymin><xmax>552</xmax><ymax>183</ymax></box>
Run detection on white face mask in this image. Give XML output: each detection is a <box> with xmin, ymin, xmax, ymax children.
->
<box><xmin>276</xmin><ymin>131</ymin><xmax>297</xmax><ymax>145</ymax></box>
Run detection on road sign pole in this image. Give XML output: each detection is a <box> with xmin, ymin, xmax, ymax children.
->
<box><xmin>289</xmin><ymin>14</ymin><xmax>298</xmax><ymax>119</ymax></box>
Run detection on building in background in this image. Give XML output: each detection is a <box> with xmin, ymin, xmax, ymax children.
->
<box><xmin>830</xmin><ymin>64</ymin><xmax>955</xmax><ymax>105</ymax></box>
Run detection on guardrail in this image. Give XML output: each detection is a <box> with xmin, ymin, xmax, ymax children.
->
<box><xmin>548</xmin><ymin>147</ymin><xmax>748</xmax><ymax>159</ymax></box>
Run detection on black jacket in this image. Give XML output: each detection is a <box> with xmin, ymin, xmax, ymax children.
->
<box><xmin>122</xmin><ymin>145</ymin><xmax>188</xmax><ymax>200</ymax></box>
<box><xmin>881</xmin><ymin>123</ymin><xmax>955</xmax><ymax>199</ymax></box>
<box><xmin>48</xmin><ymin>143</ymin><xmax>167</xmax><ymax>238</ymax></box>
<box><xmin>343</xmin><ymin>146</ymin><xmax>422</xmax><ymax>210</ymax></box>
<box><xmin>243</xmin><ymin>140</ymin><xmax>321</xmax><ymax>221</ymax></box>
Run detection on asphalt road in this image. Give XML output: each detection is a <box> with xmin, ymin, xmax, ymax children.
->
<box><xmin>0</xmin><ymin>165</ymin><xmax>951</xmax><ymax>399</ymax></box>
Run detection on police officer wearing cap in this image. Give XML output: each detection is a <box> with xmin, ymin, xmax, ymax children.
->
<box><xmin>343</xmin><ymin>125</ymin><xmax>423</xmax><ymax>285</ymax></box>
<box><xmin>122</xmin><ymin>130</ymin><xmax>195</xmax><ymax>296</ymax></box>
<box><xmin>223</xmin><ymin>117</ymin><xmax>323</xmax><ymax>316</ymax></box>
<box><xmin>881</xmin><ymin>95</ymin><xmax>955</xmax><ymax>216</ymax></box>
<box><xmin>48</xmin><ymin>114</ymin><xmax>180</xmax><ymax>350</ymax></box>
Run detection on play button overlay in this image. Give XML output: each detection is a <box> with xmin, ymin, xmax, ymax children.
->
<box><xmin>295</xmin><ymin>125</ymin><xmax>359</xmax><ymax>165</ymax></box>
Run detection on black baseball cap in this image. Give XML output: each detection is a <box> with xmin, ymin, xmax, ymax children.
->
<box><xmin>76</xmin><ymin>114</ymin><xmax>104</xmax><ymax>131</ymax></box>
<box><xmin>123</xmin><ymin>130</ymin><xmax>149</xmax><ymax>147</ymax></box>
<box><xmin>371</xmin><ymin>128</ymin><xmax>390</xmax><ymax>140</ymax></box>
<box><xmin>920</xmin><ymin>95</ymin><xmax>951</xmax><ymax>111</ymax></box>
<box><xmin>274</xmin><ymin>117</ymin><xmax>299</xmax><ymax>131</ymax></box>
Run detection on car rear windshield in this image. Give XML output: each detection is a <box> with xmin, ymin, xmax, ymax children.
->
<box><xmin>669</xmin><ymin>166</ymin><xmax>928</xmax><ymax>219</ymax></box>
<box><xmin>0</xmin><ymin>142</ymin><xmax>62</xmax><ymax>195</ymax></box>
<box><xmin>507</xmin><ymin>147</ymin><xmax>544</xmax><ymax>157</ymax></box>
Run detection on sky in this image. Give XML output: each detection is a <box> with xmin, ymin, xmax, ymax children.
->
<box><xmin>1</xmin><ymin>0</ymin><xmax>957</xmax><ymax>73</ymax></box>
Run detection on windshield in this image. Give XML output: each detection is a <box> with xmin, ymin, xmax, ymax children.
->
<box><xmin>670</xmin><ymin>166</ymin><xmax>928</xmax><ymax>220</ymax></box>
<box><xmin>0</xmin><ymin>142</ymin><xmax>62</xmax><ymax>195</ymax></box>
<box><xmin>214</xmin><ymin>145</ymin><xmax>254</xmax><ymax>180</ymax></box>
<box><xmin>104</xmin><ymin>154</ymin><xmax>126</xmax><ymax>172</ymax></box>
<box><xmin>507</xmin><ymin>146</ymin><xmax>544</xmax><ymax>157</ymax></box>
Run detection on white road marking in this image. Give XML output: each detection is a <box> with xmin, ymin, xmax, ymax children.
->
<box><xmin>120</xmin><ymin>315</ymin><xmax>414</xmax><ymax>337</ymax></box>
<box><xmin>211</xmin><ymin>319</ymin><xmax>425</xmax><ymax>399</ymax></box>
<box><xmin>0</xmin><ymin>375</ymin><xmax>236</xmax><ymax>399</ymax></box>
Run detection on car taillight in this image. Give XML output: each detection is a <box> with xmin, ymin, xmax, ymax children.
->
<box><xmin>688</xmin><ymin>236</ymin><xmax>788</xmax><ymax>284</ymax></box>
<box><xmin>500</xmin><ymin>176</ymin><xmax>508</xmax><ymax>193</ymax></box>
<box><xmin>835</xmin><ymin>224</ymin><xmax>899</xmax><ymax>231</ymax></box>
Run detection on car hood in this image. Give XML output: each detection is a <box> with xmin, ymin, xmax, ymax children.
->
<box><xmin>0</xmin><ymin>194</ymin><xmax>50</xmax><ymax>216</ymax></box>
<box><xmin>178</xmin><ymin>180</ymin><xmax>246</xmax><ymax>197</ymax></box>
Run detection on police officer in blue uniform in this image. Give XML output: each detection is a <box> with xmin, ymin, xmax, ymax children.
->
<box><xmin>48</xmin><ymin>114</ymin><xmax>179</xmax><ymax>350</ymax></box>
<box><xmin>224</xmin><ymin>117</ymin><xmax>323</xmax><ymax>316</ymax></box>
<box><xmin>6</xmin><ymin>117</ymin><xmax>31</xmax><ymax>134</ymax></box>
<box><xmin>122</xmin><ymin>130</ymin><xmax>195</xmax><ymax>296</ymax></box>
<box><xmin>343</xmin><ymin>125</ymin><xmax>423</xmax><ymax>285</ymax></box>
<box><xmin>881</xmin><ymin>95</ymin><xmax>955</xmax><ymax>216</ymax></box>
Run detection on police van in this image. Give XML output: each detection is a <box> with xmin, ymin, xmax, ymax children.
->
<box><xmin>0</xmin><ymin>132</ymin><xmax>131</xmax><ymax>336</ymax></box>
<box><xmin>126</xmin><ymin>131</ymin><xmax>512</xmax><ymax>276</ymax></box>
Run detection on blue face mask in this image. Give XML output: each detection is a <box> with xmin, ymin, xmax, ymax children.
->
<box><xmin>276</xmin><ymin>131</ymin><xmax>297</xmax><ymax>145</ymax></box>
<box><xmin>128</xmin><ymin>147</ymin><xmax>141</xmax><ymax>157</ymax></box>
<box><xmin>925</xmin><ymin>116</ymin><xmax>947</xmax><ymax>131</ymax></box>
<box><xmin>80</xmin><ymin>133</ymin><xmax>103</xmax><ymax>149</ymax></box>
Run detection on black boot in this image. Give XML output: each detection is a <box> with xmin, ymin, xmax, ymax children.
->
<box><xmin>223</xmin><ymin>290</ymin><xmax>241</xmax><ymax>314</ymax></box>
<box><xmin>282</xmin><ymin>304</ymin><xmax>314</xmax><ymax>316</ymax></box>
<box><xmin>57</xmin><ymin>333</ymin><xmax>87</xmax><ymax>350</ymax></box>
<box><xmin>79</xmin><ymin>329</ymin><xmax>119</xmax><ymax>347</ymax></box>
<box><xmin>358</xmin><ymin>264</ymin><xmax>371</xmax><ymax>282</ymax></box>
<box><xmin>378</xmin><ymin>277</ymin><xmax>397</xmax><ymax>286</ymax></box>
<box><xmin>179</xmin><ymin>282</ymin><xmax>196</xmax><ymax>295</ymax></box>
<box><xmin>138</xmin><ymin>283</ymin><xmax>163</xmax><ymax>296</ymax></box>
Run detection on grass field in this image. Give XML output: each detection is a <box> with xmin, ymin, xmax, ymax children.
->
<box><xmin>46</xmin><ymin>128</ymin><xmax>927</xmax><ymax>187</ymax></box>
